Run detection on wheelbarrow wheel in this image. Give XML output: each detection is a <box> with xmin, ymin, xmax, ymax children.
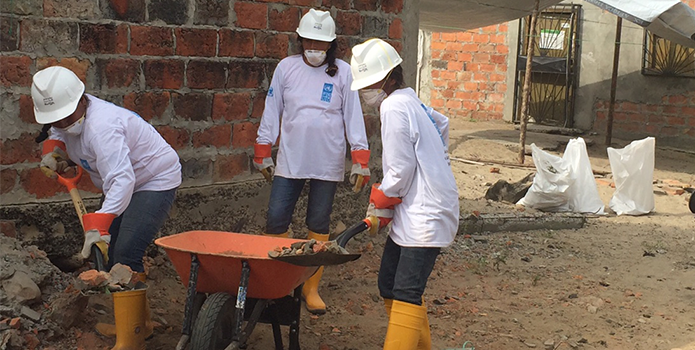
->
<box><xmin>190</xmin><ymin>292</ymin><xmax>236</xmax><ymax>350</ymax></box>
<box><xmin>690</xmin><ymin>192</ymin><xmax>695</xmax><ymax>214</ymax></box>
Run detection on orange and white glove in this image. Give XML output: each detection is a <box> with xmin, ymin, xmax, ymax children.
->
<box><xmin>366</xmin><ymin>183</ymin><xmax>402</xmax><ymax>235</ymax></box>
<box><xmin>349</xmin><ymin>150</ymin><xmax>370</xmax><ymax>193</ymax></box>
<box><xmin>80</xmin><ymin>213</ymin><xmax>116</xmax><ymax>261</ymax></box>
<box><xmin>253</xmin><ymin>143</ymin><xmax>275</xmax><ymax>182</ymax></box>
<box><xmin>40</xmin><ymin>140</ymin><xmax>70</xmax><ymax>178</ymax></box>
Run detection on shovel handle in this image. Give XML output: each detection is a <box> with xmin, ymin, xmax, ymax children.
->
<box><xmin>352</xmin><ymin>175</ymin><xmax>364</xmax><ymax>193</ymax></box>
<box><xmin>260</xmin><ymin>168</ymin><xmax>272</xmax><ymax>182</ymax></box>
<box><xmin>335</xmin><ymin>219</ymin><xmax>373</xmax><ymax>248</ymax></box>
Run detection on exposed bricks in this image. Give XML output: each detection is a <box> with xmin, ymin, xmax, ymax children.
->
<box><xmin>1</xmin><ymin>168</ymin><xmax>17</xmax><ymax>194</ymax></box>
<box><xmin>194</xmin><ymin>0</ymin><xmax>229</xmax><ymax>26</ymax></box>
<box><xmin>156</xmin><ymin>126</ymin><xmax>189</xmax><ymax>150</ymax></box>
<box><xmin>130</xmin><ymin>25</ymin><xmax>174</xmax><ymax>56</ymax></box>
<box><xmin>18</xmin><ymin>94</ymin><xmax>34</xmax><ymax>123</ymax></box>
<box><xmin>144</xmin><ymin>59</ymin><xmax>184</xmax><ymax>89</ymax></box>
<box><xmin>269</xmin><ymin>6</ymin><xmax>300</xmax><ymax>32</ymax></box>
<box><xmin>20</xmin><ymin>167</ymin><xmax>65</xmax><ymax>199</ymax></box>
<box><xmin>232</xmin><ymin>122</ymin><xmax>259</xmax><ymax>148</ymax></box>
<box><xmin>388</xmin><ymin>18</ymin><xmax>402</xmax><ymax>39</ymax></box>
<box><xmin>36</xmin><ymin>57</ymin><xmax>90</xmax><ymax>81</ymax></box>
<box><xmin>227</xmin><ymin>61</ymin><xmax>266</xmax><ymax>89</ymax></box>
<box><xmin>187</xmin><ymin>60</ymin><xmax>227</xmax><ymax>89</ymax></box>
<box><xmin>0</xmin><ymin>220</ymin><xmax>17</xmax><ymax>238</ymax></box>
<box><xmin>235</xmin><ymin>2</ymin><xmax>267</xmax><ymax>30</ymax></box>
<box><xmin>336</xmin><ymin>11</ymin><xmax>361</xmax><ymax>36</ymax></box>
<box><xmin>255</xmin><ymin>32</ymin><xmax>289</xmax><ymax>59</ymax></box>
<box><xmin>0</xmin><ymin>56</ymin><xmax>32</xmax><ymax>87</ymax></box>
<box><xmin>172</xmin><ymin>93</ymin><xmax>212</xmax><ymax>121</ymax></box>
<box><xmin>213</xmin><ymin>153</ymin><xmax>249</xmax><ymax>182</ymax></box>
<box><xmin>429</xmin><ymin>24</ymin><xmax>508</xmax><ymax>121</ymax></box>
<box><xmin>0</xmin><ymin>133</ymin><xmax>40</xmax><ymax>165</ymax></box>
<box><xmin>122</xmin><ymin>91</ymin><xmax>171</xmax><ymax>121</ymax></box>
<box><xmin>212</xmin><ymin>92</ymin><xmax>252</xmax><ymax>121</ymax></box>
<box><xmin>80</xmin><ymin>23</ymin><xmax>128</xmax><ymax>54</ymax></box>
<box><xmin>192</xmin><ymin>125</ymin><xmax>232</xmax><ymax>148</ymax></box>
<box><xmin>97</xmin><ymin>58</ymin><xmax>141</xmax><ymax>88</ymax></box>
<box><xmin>382</xmin><ymin>0</ymin><xmax>403</xmax><ymax>13</ymax></box>
<box><xmin>175</xmin><ymin>28</ymin><xmax>218</xmax><ymax>57</ymax></box>
<box><xmin>219</xmin><ymin>30</ymin><xmax>254</xmax><ymax>58</ymax></box>
<box><xmin>1</xmin><ymin>16</ymin><xmax>19</xmax><ymax>51</ymax></box>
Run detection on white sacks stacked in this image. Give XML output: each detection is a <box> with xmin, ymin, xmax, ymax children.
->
<box><xmin>607</xmin><ymin>137</ymin><xmax>655</xmax><ymax>215</ymax></box>
<box><xmin>517</xmin><ymin>138</ymin><xmax>605</xmax><ymax>214</ymax></box>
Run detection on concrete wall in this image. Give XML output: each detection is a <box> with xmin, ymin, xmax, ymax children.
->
<box><xmin>575</xmin><ymin>0</ymin><xmax>695</xmax><ymax>146</ymax></box>
<box><xmin>0</xmin><ymin>0</ymin><xmax>419</xmax><ymax>258</ymax></box>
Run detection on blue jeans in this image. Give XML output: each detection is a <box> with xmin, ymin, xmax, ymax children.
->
<box><xmin>378</xmin><ymin>236</ymin><xmax>441</xmax><ymax>305</ymax></box>
<box><xmin>107</xmin><ymin>188</ymin><xmax>177</xmax><ymax>272</ymax></box>
<box><xmin>265</xmin><ymin>176</ymin><xmax>338</xmax><ymax>235</ymax></box>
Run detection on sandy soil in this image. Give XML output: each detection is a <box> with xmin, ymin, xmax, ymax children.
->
<box><xmin>59</xmin><ymin>119</ymin><xmax>695</xmax><ymax>350</ymax></box>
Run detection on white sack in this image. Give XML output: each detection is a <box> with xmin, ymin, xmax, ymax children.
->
<box><xmin>517</xmin><ymin>143</ymin><xmax>573</xmax><ymax>212</ymax></box>
<box><xmin>564</xmin><ymin>138</ymin><xmax>605</xmax><ymax>214</ymax></box>
<box><xmin>607</xmin><ymin>137</ymin><xmax>655</xmax><ymax>216</ymax></box>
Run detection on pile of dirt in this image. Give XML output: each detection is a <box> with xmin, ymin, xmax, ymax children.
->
<box><xmin>0</xmin><ymin>235</ymin><xmax>87</xmax><ymax>350</ymax></box>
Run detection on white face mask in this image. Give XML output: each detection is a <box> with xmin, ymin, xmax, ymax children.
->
<box><xmin>360</xmin><ymin>89</ymin><xmax>387</xmax><ymax>108</ymax></box>
<box><xmin>304</xmin><ymin>50</ymin><xmax>327</xmax><ymax>67</ymax></box>
<box><xmin>59</xmin><ymin>113</ymin><xmax>86</xmax><ymax>136</ymax></box>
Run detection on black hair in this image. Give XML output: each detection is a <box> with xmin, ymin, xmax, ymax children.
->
<box><xmin>298</xmin><ymin>37</ymin><xmax>339</xmax><ymax>77</ymax></box>
<box><xmin>387</xmin><ymin>65</ymin><xmax>405</xmax><ymax>89</ymax></box>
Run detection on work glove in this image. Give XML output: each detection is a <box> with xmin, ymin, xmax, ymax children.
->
<box><xmin>349</xmin><ymin>150</ymin><xmax>371</xmax><ymax>193</ymax></box>
<box><xmin>253</xmin><ymin>143</ymin><xmax>275</xmax><ymax>182</ymax></box>
<box><xmin>366</xmin><ymin>183</ymin><xmax>402</xmax><ymax>235</ymax></box>
<box><xmin>40</xmin><ymin>140</ymin><xmax>70</xmax><ymax>178</ymax></box>
<box><xmin>80</xmin><ymin>213</ymin><xmax>116</xmax><ymax>262</ymax></box>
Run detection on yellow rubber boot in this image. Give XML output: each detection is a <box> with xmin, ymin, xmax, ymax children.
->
<box><xmin>384</xmin><ymin>298</ymin><xmax>431</xmax><ymax>350</ymax></box>
<box><xmin>383</xmin><ymin>300</ymin><xmax>426</xmax><ymax>350</ymax></box>
<box><xmin>111</xmin><ymin>287</ymin><xmax>147</xmax><ymax>350</ymax></box>
<box><xmin>96</xmin><ymin>273</ymin><xmax>154</xmax><ymax>339</ymax></box>
<box><xmin>262</xmin><ymin>232</ymin><xmax>289</xmax><ymax>238</ymax></box>
<box><xmin>301</xmin><ymin>231</ymin><xmax>329</xmax><ymax>314</ymax></box>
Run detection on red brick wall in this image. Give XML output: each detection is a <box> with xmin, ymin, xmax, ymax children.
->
<box><xmin>0</xmin><ymin>0</ymin><xmax>404</xmax><ymax>203</ymax></box>
<box><xmin>594</xmin><ymin>95</ymin><xmax>695</xmax><ymax>142</ymax></box>
<box><xmin>429</xmin><ymin>24</ymin><xmax>509</xmax><ymax>120</ymax></box>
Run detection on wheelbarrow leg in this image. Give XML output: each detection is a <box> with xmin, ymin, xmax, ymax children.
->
<box><xmin>288</xmin><ymin>285</ymin><xmax>302</xmax><ymax>350</ymax></box>
<box><xmin>177</xmin><ymin>254</ymin><xmax>200</xmax><ymax>350</ymax></box>
<box><xmin>232</xmin><ymin>261</ymin><xmax>251</xmax><ymax>343</ymax></box>
<box><xmin>267</xmin><ymin>303</ymin><xmax>284</xmax><ymax>350</ymax></box>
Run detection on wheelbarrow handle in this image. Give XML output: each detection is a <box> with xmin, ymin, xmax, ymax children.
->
<box><xmin>334</xmin><ymin>217</ymin><xmax>376</xmax><ymax>248</ymax></box>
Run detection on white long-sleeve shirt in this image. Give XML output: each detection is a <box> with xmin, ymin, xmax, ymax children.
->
<box><xmin>378</xmin><ymin>88</ymin><xmax>459</xmax><ymax>248</ymax></box>
<box><xmin>50</xmin><ymin>94</ymin><xmax>182</xmax><ymax>216</ymax></box>
<box><xmin>256</xmin><ymin>55</ymin><xmax>368</xmax><ymax>182</ymax></box>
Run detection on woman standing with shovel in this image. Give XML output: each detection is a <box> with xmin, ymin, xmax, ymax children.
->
<box><xmin>349</xmin><ymin>38</ymin><xmax>460</xmax><ymax>350</ymax></box>
<box><xmin>253</xmin><ymin>8</ymin><xmax>371</xmax><ymax>315</ymax></box>
<box><xmin>32</xmin><ymin>65</ymin><xmax>181</xmax><ymax>349</ymax></box>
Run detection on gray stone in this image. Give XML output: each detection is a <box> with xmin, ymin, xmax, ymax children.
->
<box><xmin>2</xmin><ymin>271</ymin><xmax>41</xmax><ymax>304</ymax></box>
<box><xmin>20</xmin><ymin>306</ymin><xmax>41</xmax><ymax>321</ymax></box>
<box><xmin>19</xmin><ymin>19</ymin><xmax>79</xmax><ymax>56</ymax></box>
<box><xmin>149</xmin><ymin>0</ymin><xmax>188</xmax><ymax>25</ymax></box>
<box><xmin>459</xmin><ymin>212</ymin><xmax>586</xmax><ymax>235</ymax></box>
<box><xmin>194</xmin><ymin>0</ymin><xmax>228</xmax><ymax>26</ymax></box>
<box><xmin>362</xmin><ymin>16</ymin><xmax>388</xmax><ymax>37</ymax></box>
<box><xmin>485</xmin><ymin>173</ymin><xmax>534</xmax><ymax>203</ymax></box>
<box><xmin>0</xmin><ymin>0</ymin><xmax>42</xmax><ymax>15</ymax></box>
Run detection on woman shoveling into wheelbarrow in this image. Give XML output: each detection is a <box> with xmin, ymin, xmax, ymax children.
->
<box><xmin>253</xmin><ymin>8</ymin><xmax>371</xmax><ymax>315</ymax></box>
<box><xmin>31</xmin><ymin>66</ymin><xmax>182</xmax><ymax>349</ymax></box>
<box><xmin>349</xmin><ymin>38</ymin><xmax>460</xmax><ymax>349</ymax></box>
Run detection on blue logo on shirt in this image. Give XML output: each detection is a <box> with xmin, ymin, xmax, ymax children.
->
<box><xmin>321</xmin><ymin>83</ymin><xmax>333</xmax><ymax>103</ymax></box>
<box><xmin>80</xmin><ymin>159</ymin><xmax>93</xmax><ymax>172</ymax></box>
<box><xmin>268</xmin><ymin>87</ymin><xmax>274</xmax><ymax>97</ymax></box>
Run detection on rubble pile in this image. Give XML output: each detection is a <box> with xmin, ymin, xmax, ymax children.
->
<box><xmin>77</xmin><ymin>263</ymin><xmax>140</xmax><ymax>291</ymax></box>
<box><xmin>0</xmin><ymin>235</ymin><xmax>87</xmax><ymax>350</ymax></box>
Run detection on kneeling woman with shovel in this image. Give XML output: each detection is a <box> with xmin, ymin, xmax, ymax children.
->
<box><xmin>31</xmin><ymin>66</ymin><xmax>181</xmax><ymax>349</ymax></box>
<box><xmin>349</xmin><ymin>39</ymin><xmax>460</xmax><ymax>349</ymax></box>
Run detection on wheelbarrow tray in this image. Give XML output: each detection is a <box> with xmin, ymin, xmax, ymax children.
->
<box><xmin>155</xmin><ymin>231</ymin><xmax>318</xmax><ymax>300</ymax></box>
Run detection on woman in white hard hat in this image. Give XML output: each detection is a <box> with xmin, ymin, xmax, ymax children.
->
<box><xmin>32</xmin><ymin>65</ymin><xmax>181</xmax><ymax>346</ymax></box>
<box><xmin>349</xmin><ymin>38</ymin><xmax>459</xmax><ymax>350</ymax></box>
<box><xmin>253</xmin><ymin>8</ymin><xmax>370</xmax><ymax>315</ymax></box>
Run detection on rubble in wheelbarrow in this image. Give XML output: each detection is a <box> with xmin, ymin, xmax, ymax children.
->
<box><xmin>77</xmin><ymin>264</ymin><xmax>140</xmax><ymax>292</ymax></box>
<box><xmin>268</xmin><ymin>239</ymin><xmax>348</xmax><ymax>258</ymax></box>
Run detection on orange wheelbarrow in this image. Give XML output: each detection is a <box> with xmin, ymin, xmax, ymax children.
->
<box><xmin>155</xmin><ymin>220</ymin><xmax>371</xmax><ymax>350</ymax></box>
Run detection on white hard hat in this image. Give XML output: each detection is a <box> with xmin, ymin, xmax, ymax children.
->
<box><xmin>31</xmin><ymin>66</ymin><xmax>85</xmax><ymax>124</ymax></box>
<box><xmin>296</xmin><ymin>9</ymin><xmax>336</xmax><ymax>42</ymax></box>
<box><xmin>350</xmin><ymin>38</ymin><xmax>403</xmax><ymax>91</ymax></box>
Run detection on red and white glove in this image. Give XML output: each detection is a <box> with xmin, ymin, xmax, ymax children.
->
<box><xmin>80</xmin><ymin>213</ymin><xmax>116</xmax><ymax>261</ymax></box>
<box><xmin>40</xmin><ymin>140</ymin><xmax>70</xmax><ymax>178</ymax></box>
<box><xmin>349</xmin><ymin>150</ymin><xmax>370</xmax><ymax>193</ymax></box>
<box><xmin>253</xmin><ymin>143</ymin><xmax>275</xmax><ymax>182</ymax></box>
<box><xmin>366</xmin><ymin>183</ymin><xmax>402</xmax><ymax>235</ymax></box>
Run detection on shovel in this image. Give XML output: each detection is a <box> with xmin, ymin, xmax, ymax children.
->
<box><xmin>270</xmin><ymin>216</ymin><xmax>378</xmax><ymax>267</ymax></box>
<box><xmin>45</xmin><ymin>165</ymin><xmax>108</xmax><ymax>271</ymax></box>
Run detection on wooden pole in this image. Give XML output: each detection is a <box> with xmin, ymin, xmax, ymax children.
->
<box><xmin>518</xmin><ymin>0</ymin><xmax>540</xmax><ymax>164</ymax></box>
<box><xmin>605</xmin><ymin>16</ymin><xmax>622</xmax><ymax>146</ymax></box>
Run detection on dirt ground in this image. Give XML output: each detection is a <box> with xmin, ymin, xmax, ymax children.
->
<box><xmin>60</xmin><ymin>119</ymin><xmax>695</xmax><ymax>350</ymax></box>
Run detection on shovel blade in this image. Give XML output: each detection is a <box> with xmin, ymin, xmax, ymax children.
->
<box><xmin>273</xmin><ymin>251</ymin><xmax>361</xmax><ymax>267</ymax></box>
